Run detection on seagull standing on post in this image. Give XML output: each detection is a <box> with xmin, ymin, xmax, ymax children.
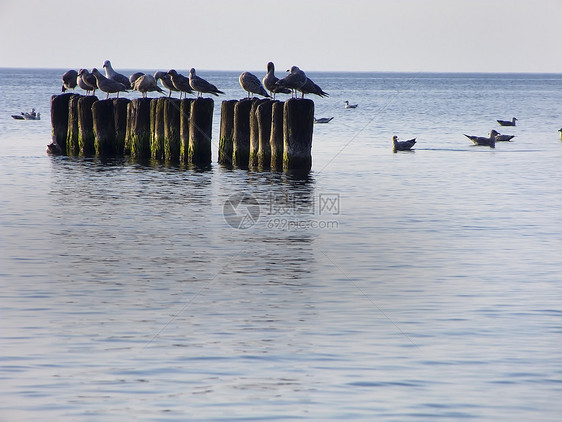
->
<box><xmin>189</xmin><ymin>68</ymin><xmax>224</xmax><ymax>97</ymax></box>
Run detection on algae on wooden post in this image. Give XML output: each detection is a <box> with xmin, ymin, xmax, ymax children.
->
<box><xmin>218</xmin><ymin>100</ymin><xmax>237</xmax><ymax>166</ymax></box>
<box><xmin>151</xmin><ymin>98</ymin><xmax>166</xmax><ymax>160</ymax></box>
<box><xmin>113</xmin><ymin>98</ymin><xmax>130</xmax><ymax>156</ymax></box>
<box><xmin>50</xmin><ymin>93</ymin><xmax>74</xmax><ymax>155</ymax></box>
<box><xmin>92</xmin><ymin>99</ymin><xmax>115</xmax><ymax>156</ymax></box>
<box><xmin>66</xmin><ymin>94</ymin><xmax>81</xmax><ymax>156</ymax></box>
<box><xmin>269</xmin><ymin>100</ymin><xmax>284</xmax><ymax>170</ymax></box>
<box><xmin>283</xmin><ymin>98</ymin><xmax>314</xmax><ymax>171</ymax></box>
<box><xmin>179</xmin><ymin>98</ymin><xmax>194</xmax><ymax>162</ymax></box>
<box><xmin>77</xmin><ymin>96</ymin><xmax>98</xmax><ymax>156</ymax></box>
<box><xmin>249</xmin><ymin>99</ymin><xmax>268</xmax><ymax>167</ymax></box>
<box><xmin>232</xmin><ymin>99</ymin><xmax>253</xmax><ymax>168</ymax></box>
<box><xmin>188</xmin><ymin>97</ymin><xmax>213</xmax><ymax>166</ymax></box>
<box><xmin>256</xmin><ymin>100</ymin><xmax>273</xmax><ymax>169</ymax></box>
<box><xmin>164</xmin><ymin>98</ymin><xmax>181</xmax><ymax>162</ymax></box>
<box><xmin>126</xmin><ymin>98</ymin><xmax>152</xmax><ymax>159</ymax></box>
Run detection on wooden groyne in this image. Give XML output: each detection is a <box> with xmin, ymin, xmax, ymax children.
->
<box><xmin>50</xmin><ymin>94</ymin><xmax>314</xmax><ymax>170</ymax></box>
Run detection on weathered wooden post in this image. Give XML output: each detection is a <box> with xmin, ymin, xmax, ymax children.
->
<box><xmin>66</xmin><ymin>94</ymin><xmax>81</xmax><ymax>156</ymax></box>
<box><xmin>218</xmin><ymin>99</ymin><xmax>237</xmax><ymax>166</ymax></box>
<box><xmin>92</xmin><ymin>99</ymin><xmax>116</xmax><ymax>156</ymax></box>
<box><xmin>50</xmin><ymin>93</ymin><xmax>74</xmax><ymax>154</ymax></box>
<box><xmin>283</xmin><ymin>98</ymin><xmax>314</xmax><ymax>171</ymax></box>
<box><xmin>256</xmin><ymin>100</ymin><xmax>273</xmax><ymax>169</ymax></box>
<box><xmin>151</xmin><ymin>98</ymin><xmax>166</xmax><ymax>160</ymax></box>
<box><xmin>179</xmin><ymin>98</ymin><xmax>194</xmax><ymax>162</ymax></box>
<box><xmin>113</xmin><ymin>98</ymin><xmax>130</xmax><ymax>155</ymax></box>
<box><xmin>77</xmin><ymin>96</ymin><xmax>98</xmax><ymax>156</ymax></box>
<box><xmin>188</xmin><ymin>97</ymin><xmax>213</xmax><ymax>166</ymax></box>
<box><xmin>249</xmin><ymin>99</ymin><xmax>268</xmax><ymax>167</ymax></box>
<box><xmin>270</xmin><ymin>100</ymin><xmax>284</xmax><ymax>170</ymax></box>
<box><xmin>232</xmin><ymin>98</ymin><xmax>253</xmax><ymax>168</ymax></box>
<box><xmin>164</xmin><ymin>98</ymin><xmax>181</xmax><ymax>162</ymax></box>
<box><xmin>126</xmin><ymin>98</ymin><xmax>152</xmax><ymax>159</ymax></box>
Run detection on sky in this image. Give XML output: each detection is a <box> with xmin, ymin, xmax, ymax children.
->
<box><xmin>1</xmin><ymin>0</ymin><xmax>561</xmax><ymax>73</ymax></box>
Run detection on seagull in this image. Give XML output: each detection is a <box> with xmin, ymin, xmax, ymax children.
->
<box><xmin>129</xmin><ymin>72</ymin><xmax>145</xmax><ymax>87</ymax></box>
<box><xmin>464</xmin><ymin>129</ymin><xmax>499</xmax><ymax>148</ymax></box>
<box><xmin>167</xmin><ymin>69</ymin><xmax>194</xmax><ymax>99</ymax></box>
<box><xmin>77</xmin><ymin>69</ymin><xmax>97</xmax><ymax>95</ymax></box>
<box><xmin>314</xmin><ymin>117</ymin><xmax>334</xmax><ymax>124</ymax></box>
<box><xmin>62</xmin><ymin>69</ymin><xmax>78</xmax><ymax>92</ymax></box>
<box><xmin>392</xmin><ymin>136</ymin><xmax>416</xmax><ymax>151</ymax></box>
<box><xmin>91</xmin><ymin>68</ymin><xmax>128</xmax><ymax>99</ymax></box>
<box><xmin>154</xmin><ymin>71</ymin><xmax>179</xmax><ymax>97</ymax></box>
<box><xmin>344</xmin><ymin>101</ymin><xmax>358</xmax><ymax>109</ymax></box>
<box><xmin>298</xmin><ymin>77</ymin><xmax>328</xmax><ymax>98</ymax></box>
<box><xmin>495</xmin><ymin>133</ymin><xmax>515</xmax><ymax>142</ymax></box>
<box><xmin>497</xmin><ymin>117</ymin><xmax>517</xmax><ymax>126</ymax></box>
<box><xmin>189</xmin><ymin>68</ymin><xmax>224</xmax><ymax>97</ymax></box>
<box><xmin>239</xmin><ymin>71</ymin><xmax>270</xmax><ymax>98</ymax></box>
<box><xmin>275</xmin><ymin>66</ymin><xmax>307</xmax><ymax>97</ymax></box>
<box><xmin>133</xmin><ymin>74</ymin><xmax>166</xmax><ymax>98</ymax></box>
<box><xmin>102</xmin><ymin>60</ymin><xmax>132</xmax><ymax>89</ymax></box>
<box><xmin>262</xmin><ymin>62</ymin><xmax>291</xmax><ymax>98</ymax></box>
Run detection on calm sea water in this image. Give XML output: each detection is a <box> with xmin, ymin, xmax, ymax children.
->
<box><xmin>1</xmin><ymin>68</ymin><xmax>561</xmax><ymax>421</ymax></box>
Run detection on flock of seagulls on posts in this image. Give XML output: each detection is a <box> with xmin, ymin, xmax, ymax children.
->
<box><xmin>16</xmin><ymin>60</ymin><xmax>562</xmax><ymax>149</ymax></box>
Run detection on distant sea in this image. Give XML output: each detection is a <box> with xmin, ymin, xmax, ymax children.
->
<box><xmin>1</xmin><ymin>68</ymin><xmax>562</xmax><ymax>421</ymax></box>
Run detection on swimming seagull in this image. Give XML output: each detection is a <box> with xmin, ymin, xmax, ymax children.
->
<box><xmin>91</xmin><ymin>68</ymin><xmax>128</xmax><ymax>99</ymax></box>
<box><xmin>314</xmin><ymin>117</ymin><xmax>334</xmax><ymax>124</ymax></box>
<box><xmin>62</xmin><ymin>69</ymin><xmax>78</xmax><ymax>92</ymax></box>
<box><xmin>102</xmin><ymin>60</ymin><xmax>132</xmax><ymax>89</ymax></box>
<box><xmin>77</xmin><ymin>69</ymin><xmax>97</xmax><ymax>95</ymax></box>
<box><xmin>133</xmin><ymin>74</ymin><xmax>166</xmax><ymax>98</ymax></box>
<box><xmin>298</xmin><ymin>77</ymin><xmax>328</xmax><ymax>98</ymax></box>
<box><xmin>154</xmin><ymin>71</ymin><xmax>179</xmax><ymax>97</ymax></box>
<box><xmin>495</xmin><ymin>133</ymin><xmax>515</xmax><ymax>142</ymax></box>
<box><xmin>392</xmin><ymin>135</ymin><xmax>416</xmax><ymax>152</ymax></box>
<box><xmin>275</xmin><ymin>66</ymin><xmax>307</xmax><ymax>98</ymax></box>
<box><xmin>344</xmin><ymin>100</ymin><xmax>358</xmax><ymax>109</ymax></box>
<box><xmin>239</xmin><ymin>71</ymin><xmax>270</xmax><ymax>98</ymax></box>
<box><xmin>464</xmin><ymin>129</ymin><xmax>499</xmax><ymax>148</ymax></box>
<box><xmin>262</xmin><ymin>62</ymin><xmax>291</xmax><ymax>98</ymax></box>
<box><xmin>497</xmin><ymin>117</ymin><xmax>517</xmax><ymax>126</ymax></box>
<box><xmin>189</xmin><ymin>68</ymin><xmax>224</xmax><ymax>97</ymax></box>
<box><xmin>167</xmin><ymin>69</ymin><xmax>194</xmax><ymax>99</ymax></box>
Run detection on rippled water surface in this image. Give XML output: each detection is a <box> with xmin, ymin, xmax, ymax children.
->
<box><xmin>1</xmin><ymin>68</ymin><xmax>562</xmax><ymax>421</ymax></box>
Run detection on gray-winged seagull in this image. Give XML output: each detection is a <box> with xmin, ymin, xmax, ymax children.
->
<box><xmin>392</xmin><ymin>136</ymin><xmax>416</xmax><ymax>152</ymax></box>
<box><xmin>133</xmin><ymin>74</ymin><xmax>165</xmax><ymax>98</ymax></box>
<box><xmin>77</xmin><ymin>69</ymin><xmax>97</xmax><ymax>95</ymax></box>
<box><xmin>344</xmin><ymin>100</ymin><xmax>358</xmax><ymax>108</ymax></box>
<box><xmin>263</xmin><ymin>62</ymin><xmax>291</xmax><ymax>99</ymax></box>
<box><xmin>189</xmin><ymin>68</ymin><xmax>224</xmax><ymax>97</ymax></box>
<box><xmin>497</xmin><ymin>117</ymin><xmax>517</xmax><ymax>126</ymax></box>
<box><xmin>103</xmin><ymin>60</ymin><xmax>132</xmax><ymax>89</ymax></box>
<box><xmin>299</xmin><ymin>77</ymin><xmax>328</xmax><ymax>98</ymax></box>
<box><xmin>239</xmin><ymin>72</ymin><xmax>270</xmax><ymax>98</ymax></box>
<box><xmin>166</xmin><ymin>69</ymin><xmax>194</xmax><ymax>99</ymax></box>
<box><xmin>154</xmin><ymin>71</ymin><xmax>179</xmax><ymax>97</ymax></box>
<box><xmin>275</xmin><ymin>66</ymin><xmax>307</xmax><ymax>98</ymax></box>
<box><xmin>464</xmin><ymin>130</ymin><xmax>499</xmax><ymax>148</ymax></box>
<box><xmin>62</xmin><ymin>69</ymin><xmax>78</xmax><ymax>92</ymax></box>
<box><xmin>91</xmin><ymin>68</ymin><xmax>128</xmax><ymax>99</ymax></box>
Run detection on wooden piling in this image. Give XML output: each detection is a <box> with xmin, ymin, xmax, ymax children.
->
<box><xmin>77</xmin><ymin>96</ymin><xmax>98</xmax><ymax>156</ymax></box>
<box><xmin>179</xmin><ymin>98</ymin><xmax>194</xmax><ymax>162</ymax></box>
<box><xmin>50</xmin><ymin>93</ymin><xmax>74</xmax><ymax>154</ymax></box>
<box><xmin>113</xmin><ymin>98</ymin><xmax>130</xmax><ymax>155</ymax></box>
<box><xmin>232</xmin><ymin>99</ymin><xmax>253</xmax><ymax>168</ymax></box>
<box><xmin>283</xmin><ymin>98</ymin><xmax>314</xmax><ymax>171</ymax></box>
<box><xmin>92</xmin><ymin>99</ymin><xmax>115</xmax><ymax>156</ymax></box>
<box><xmin>126</xmin><ymin>98</ymin><xmax>152</xmax><ymax>159</ymax></box>
<box><xmin>249</xmin><ymin>99</ymin><xmax>268</xmax><ymax>167</ymax></box>
<box><xmin>188</xmin><ymin>98</ymin><xmax>214</xmax><ymax>165</ymax></box>
<box><xmin>256</xmin><ymin>100</ymin><xmax>273</xmax><ymax>169</ymax></box>
<box><xmin>218</xmin><ymin>100</ymin><xmax>237</xmax><ymax>166</ymax></box>
<box><xmin>270</xmin><ymin>100</ymin><xmax>284</xmax><ymax>170</ymax></box>
<box><xmin>66</xmin><ymin>94</ymin><xmax>81</xmax><ymax>156</ymax></box>
<box><xmin>151</xmin><ymin>98</ymin><xmax>166</xmax><ymax>160</ymax></box>
<box><xmin>164</xmin><ymin>98</ymin><xmax>181</xmax><ymax>162</ymax></box>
